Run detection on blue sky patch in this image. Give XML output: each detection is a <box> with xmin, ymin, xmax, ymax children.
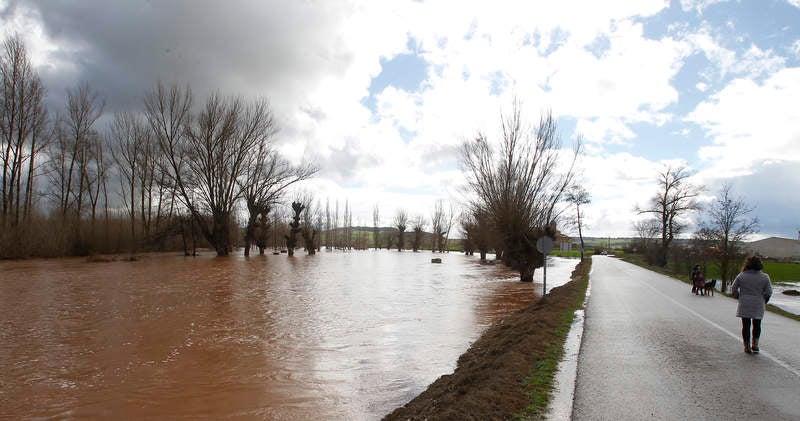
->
<box><xmin>363</xmin><ymin>39</ymin><xmax>429</xmax><ymax>112</ymax></box>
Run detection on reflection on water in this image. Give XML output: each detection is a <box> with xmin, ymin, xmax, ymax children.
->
<box><xmin>0</xmin><ymin>250</ymin><xmax>576</xmax><ymax>419</ymax></box>
<box><xmin>771</xmin><ymin>282</ymin><xmax>800</xmax><ymax>315</ymax></box>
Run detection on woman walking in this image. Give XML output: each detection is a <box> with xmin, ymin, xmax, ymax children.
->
<box><xmin>691</xmin><ymin>265</ymin><xmax>705</xmax><ymax>295</ymax></box>
<box><xmin>731</xmin><ymin>256</ymin><xmax>773</xmax><ymax>354</ymax></box>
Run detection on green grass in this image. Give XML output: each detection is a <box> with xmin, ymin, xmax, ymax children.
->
<box><xmin>693</xmin><ymin>261</ymin><xmax>800</xmax><ymax>284</ymax></box>
<box><xmin>551</xmin><ymin>250</ymin><xmax>581</xmax><ymax>258</ymax></box>
<box><xmin>550</xmin><ymin>249</ymin><xmax>626</xmax><ymax>259</ymax></box>
<box><xmin>521</xmin><ymin>340</ymin><xmax>565</xmax><ymax>419</ymax></box>
<box><xmin>762</xmin><ymin>261</ymin><xmax>800</xmax><ymax>283</ymax></box>
<box><xmin>519</xmin><ymin>260</ymin><xmax>590</xmax><ymax>420</ymax></box>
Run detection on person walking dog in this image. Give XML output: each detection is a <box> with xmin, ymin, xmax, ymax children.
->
<box><xmin>731</xmin><ymin>256</ymin><xmax>773</xmax><ymax>354</ymax></box>
<box><xmin>691</xmin><ymin>265</ymin><xmax>705</xmax><ymax>295</ymax></box>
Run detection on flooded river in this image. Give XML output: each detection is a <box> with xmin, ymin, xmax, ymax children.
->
<box><xmin>0</xmin><ymin>250</ymin><xmax>577</xmax><ymax>420</ymax></box>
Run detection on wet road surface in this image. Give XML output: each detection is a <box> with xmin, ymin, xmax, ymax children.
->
<box><xmin>573</xmin><ymin>256</ymin><xmax>800</xmax><ymax>420</ymax></box>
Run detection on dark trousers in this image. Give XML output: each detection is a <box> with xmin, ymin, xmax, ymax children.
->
<box><xmin>741</xmin><ymin>318</ymin><xmax>762</xmax><ymax>343</ymax></box>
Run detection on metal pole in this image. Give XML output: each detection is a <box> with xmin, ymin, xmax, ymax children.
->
<box><xmin>543</xmin><ymin>254</ymin><xmax>547</xmax><ymax>296</ymax></box>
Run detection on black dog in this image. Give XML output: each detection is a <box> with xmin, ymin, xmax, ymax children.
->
<box><xmin>703</xmin><ymin>279</ymin><xmax>717</xmax><ymax>297</ymax></box>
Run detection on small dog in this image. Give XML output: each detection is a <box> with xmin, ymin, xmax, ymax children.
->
<box><xmin>703</xmin><ymin>279</ymin><xmax>717</xmax><ymax>297</ymax></box>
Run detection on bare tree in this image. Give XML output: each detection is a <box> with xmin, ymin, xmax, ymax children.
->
<box><xmin>44</xmin><ymin>82</ymin><xmax>105</xmax><ymax>254</ymax></box>
<box><xmin>430</xmin><ymin>199</ymin><xmax>444</xmax><ymax>253</ymax></box>
<box><xmin>460</xmin><ymin>207</ymin><xmax>493</xmax><ymax>260</ymax></box>
<box><xmin>1</xmin><ymin>35</ymin><xmax>48</xmax><ymax>255</ymax></box>
<box><xmin>237</xmin><ymin>106</ymin><xmax>316</xmax><ymax>256</ymax></box>
<box><xmin>285</xmin><ymin>201</ymin><xmax>304</xmax><ymax>256</ymax></box>
<box><xmin>298</xmin><ymin>195</ymin><xmax>319</xmax><ymax>255</ymax></box>
<box><xmin>84</xmin><ymin>130</ymin><xmax>109</xmax><ymax>245</ymax></box>
<box><xmin>694</xmin><ymin>183</ymin><xmax>759</xmax><ymax>290</ymax></box>
<box><xmin>146</xmin><ymin>82</ymin><xmax>302</xmax><ymax>256</ymax></box>
<box><xmin>143</xmin><ymin>82</ymin><xmax>193</xmax><ymax>246</ymax></box>
<box><xmin>565</xmin><ymin>185</ymin><xmax>590</xmax><ymax>260</ymax></box>
<box><xmin>109</xmin><ymin>111</ymin><xmax>149</xmax><ymax>252</ymax></box>
<box><xmin>333</xmin><ymin>200</ymin><xmax>339</xmax><ymax>249</ymax></box>
<box><xmin>325</xmin><ymin>198</ymin><xmax>331</xmax><ymax>250</ymax></box>
<box><xmin>342</xmin><ymin>199</ymin><xmax>353</xmax><ymax>250</ymax></box>
<box><xmin>460</xmin><ymin>214</ymin><xmax>475</xmax><ymax>256</ymax></box>
<box><xmin>271</xmin><ymin>207</ymin><xmax>286</xmax><ymax>252</ymax></box>
<box><xmin>636</xmin><ymin>166</ymin><xmax>703</xmax><ymax>267</ymax></box>
<box><xmin>460</xmin><ymin>102</ymin><xmax>580</xmax><ymax>281</ymax></box>
<box><xmin>314</xmin><ymin>203</ymin><xmax>323</xmax><ymax>251</ymax></box>
<box><xmin>240</xmin><ymin>150</ymin><xmax>314</xmax><ymax>256</ymax></box>
<box><xmin>439</xmin><ymin>201</ymin><xmax>457</xmax><ymax>253</ymax></box>
<box><xmin>632</xmin><ymin>218</ymin><xmax>660</xmax><ymax>254</ymax></box>
<box><xmin>411</xmin><ymin>214</ymin><xmax>425</xmax><ymax>252</ymax></box>
<box><xmin>393</xmin><ymin>209</ymin><xmax>408</xmax><ymax>251</ymax></box>
<box><xmin>372</xmin><ymin>203</ymin><xmax>380</xmax><ymax>250</ymax></box>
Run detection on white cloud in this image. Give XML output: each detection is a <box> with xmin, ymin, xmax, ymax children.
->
<box><xmin>578</xmin><ymin>152</ymin><xmax>670</xmax><ymax>237</ymax></box>
<box><xmin>4</xmin><ymin>0</ymin><xmax>796</xmax><ymax>237</ymax></box>
<box><xmin>575</xmin><ymin>117</ymin><xmax>636</xmax><ymax>144</ymax></box>
<box><xmin>688</xmin><ymin>67</ymin><xmax>800</xmax><ymax>175</ymax></box>
<box><xmin>679</xmin><ymin>0</ymin><xmax>728</xmax><ymax>14</ymax></box>
<box><xmin>683</xmin><ymin>26</ymin><xmax>786</xmax><ymax>81</ymax></box>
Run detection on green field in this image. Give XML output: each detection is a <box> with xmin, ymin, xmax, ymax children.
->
<box><xmin>701</xmin><ymin>261</ymin><xmax>800</xmax><ymax>284</ymax></box>
<box><xmin>762</xmin><ymin>261</ymin><xmax>800</xmax><ymax>284</ymax></box>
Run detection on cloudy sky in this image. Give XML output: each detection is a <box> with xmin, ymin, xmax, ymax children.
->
<box><xmin>2</xmin><ymin>0</ymin><xmax>799</xmax><ymax>239</ymax></box>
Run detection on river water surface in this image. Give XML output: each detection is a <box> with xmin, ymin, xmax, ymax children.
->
<box><xmin>0</xmin><ymin>250</ymin><xmax>577</xmax><ymax>420</ymax></box>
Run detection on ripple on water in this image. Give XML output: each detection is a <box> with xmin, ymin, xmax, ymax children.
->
<box><xmin>0</xmin><ymin>251</ymin><xmax>578</xmax><ymax>419</ymax></box>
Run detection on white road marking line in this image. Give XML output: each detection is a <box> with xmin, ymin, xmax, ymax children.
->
<box><xmin>633</xmin><ymin>269</ymin><xmax>800</xmax><ymax>379</ymax></box>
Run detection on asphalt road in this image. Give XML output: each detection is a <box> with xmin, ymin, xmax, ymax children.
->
<box><xmin>572</xmin><ymin>256</ymin><xmax>800</xmax><ymax>420</ymax></box>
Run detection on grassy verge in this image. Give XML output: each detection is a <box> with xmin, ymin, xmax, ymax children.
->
<box><xmin>620</xmin><ymin>254</ymin><xmax>800</xmax><ymax>322</ymax></box>
<box><xmin>520</xmin><ymin>261</ymin><xmax>590</xmax><ymax>419</ymax></box>
<box><xmin>383</xmin><ymin>258</ymin><xmax>592</xmax><ymax>420</ymax></box>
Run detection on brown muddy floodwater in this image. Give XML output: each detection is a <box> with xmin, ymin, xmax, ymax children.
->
<box><xmin>0</xmin><ymin>250</ymin><xmax>577</xmax><ymax>420</ymax></box>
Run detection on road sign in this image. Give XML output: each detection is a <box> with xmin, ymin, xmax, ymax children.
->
<box><xmin>536</xmin><ymin>236</ymin><xmax>554</xmax><ymax>254</ymax></box>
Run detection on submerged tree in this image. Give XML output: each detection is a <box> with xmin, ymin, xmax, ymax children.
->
<box><xmin>430</xmin><ymin>200</ymin><xmax>443</xmax><ymax>253</ymax></box>
<box><xmin>430</xmin><ymin>199</ymin><xmax>455</xmax><ymax>253</ymax></box>
<box><xmin>238</xmin><ymin>110</ymin><xmax>316</xmax><ymax>256</ymax></box>
<box><xmin>394</xmin><ymin>209</ymin><xmax>408</xmax><ymax>251</ymax></box>
<box><xmin>461</xmin><ymin>101</ymin><xmax>580</xmax><ymax>281</ymax></box>
<box><xmin>411</xmin><ymin>215</ymin><xmax>425</xmax><ymax>252</ymax></box>
<box><xmin>285</xmin><ymin>201</ymin><xmax>304</xmax><ymax>256</ymax></box>
<box><xmin>145</xmin><ymin>82</ymin><xmax>313</xmax><ymax>256</ymax></box>
<box><xmin>300</xmin><ymin>198</ymin><xmax>318</xmax><ymax>255</ymax></box>
<box><xmin>694</xmin><ymin>183</ymin><xmax>758</xmax><ymax>291</ymax></box>
<box><xmin>372</xmin><ymin>204</ymin><xmax>380</xmax><ymax>250</ymax></box>
<box><xmin>461</xmin><ymin>207</ymin><xmax>492</xmax><ymax>260</ymax></box>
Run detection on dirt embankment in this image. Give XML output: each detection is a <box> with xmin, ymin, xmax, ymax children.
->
<box><xmin>383</xmin><ymin>259</ymin><xmax>590</xmax><ymax>420</ymax></box>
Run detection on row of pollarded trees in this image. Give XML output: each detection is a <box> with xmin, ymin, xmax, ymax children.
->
<box><xmin>271</xmin><ymin>197</ymin><xmax>458</xmax><ymax>254</ymax></box>
<box><xmin>460</xmin><ymin>101</ymin><xmax>581</xmax><ymax>282</ymax></box>
<box><xmin>0</xmin><ymin>34</ymin><xmax>316</xmax><ymax>258</ymax></box>
<box><xmin>633</xmin><ymin>166</ymin><xmax>759</xmax><ymax>291</ymax></box>
<box><xmin>143</xmin><ymin>83</ymin><xmax>317</xmax><ymax>257</ymax></box>
<box><xmin>387</xmin><ymin>200</ymin><xmax>457</xmax><ymax>252</ymax></box>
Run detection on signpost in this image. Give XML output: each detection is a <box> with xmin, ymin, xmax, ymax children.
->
<box><xmin>536</xmin><ymin>236</ymin><xmax>554</xmax><ymax>296</ymax></box>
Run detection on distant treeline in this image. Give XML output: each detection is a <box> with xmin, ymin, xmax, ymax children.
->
<box><xmin>2</xmin><ymin>33</ymin><xmax>475</xmax><ymax>259</ymax></box>
<box><xmin>1</xmin><ymin>34</ymin><xmax>326</xmax><ymax>258</ymax></box>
